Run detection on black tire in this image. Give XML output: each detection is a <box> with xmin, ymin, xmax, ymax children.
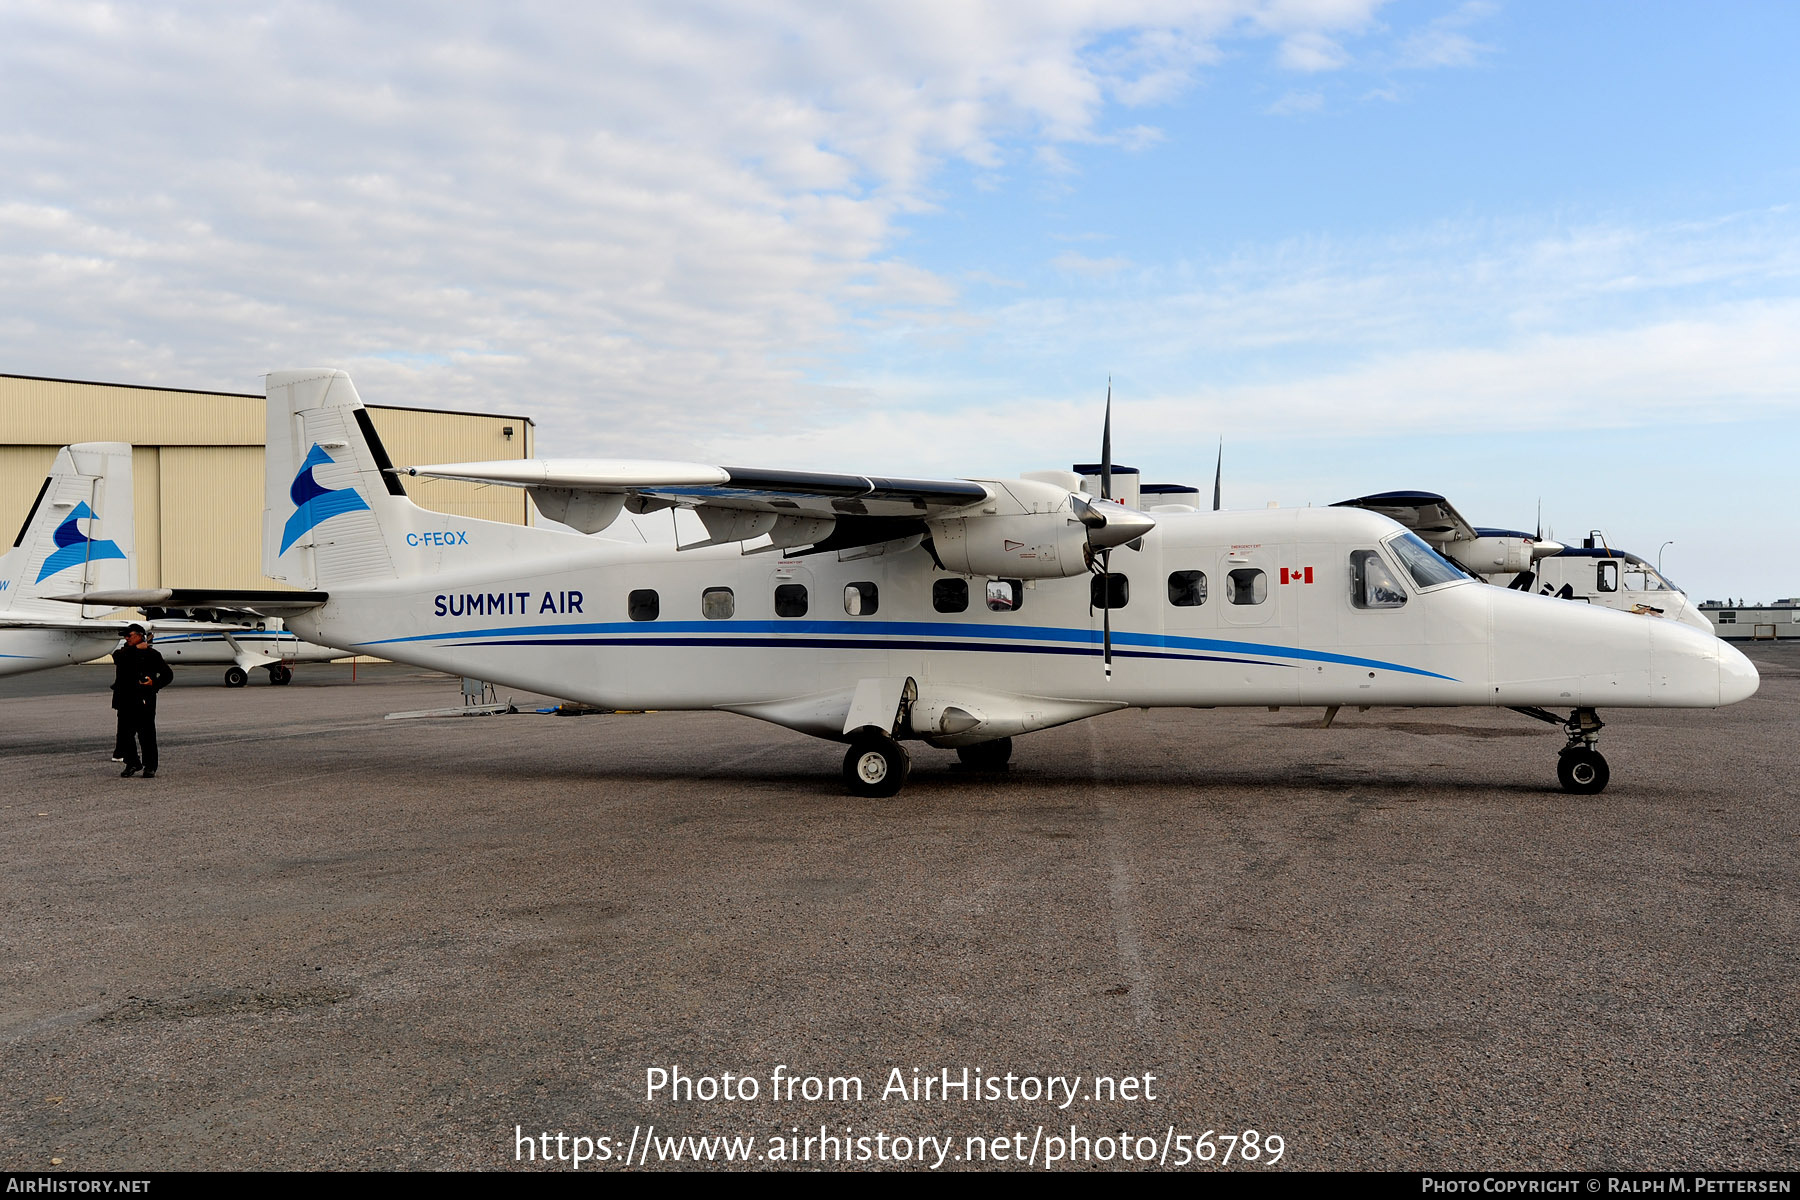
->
<box><xmin>1556</xmin><ymin>748</ymin><xmax>1610</xmax><ymax>795</ymax></box>
<box><xmin>268</xmin><ymin>665</ymin><xmax>292</xmax><ymax>685</ymax></box>
<box><xmin>224</xmin><ymin>666</ymin><xmax>248</xmax><ymax>688</ymax></box>
<box><xmin>842</xmin><ymin>734</ymin><xmax>910</xmax><ymax>798</ymax></box>
<box><xmin>956</xmin><ymin>737</ymin><xmax>1013</xmax><ymax>770</ymax></box>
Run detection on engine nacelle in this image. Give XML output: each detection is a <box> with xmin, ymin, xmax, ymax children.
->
<box><xmin>1443</xmin><ymin>535</ymin><xmax>1533</xmax><ymax>575</ymax></box>
<box><xmin>927</xmin><ymin>512</ymin><xmax>1092</xmax><ymax>579</ymax></box>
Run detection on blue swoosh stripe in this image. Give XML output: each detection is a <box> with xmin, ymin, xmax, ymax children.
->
<box><xmin>436</xmin><ymin>635</ymin><xmax>1288</xmax><ymax>668</ymax></box>
<box><xmin>361</xmin><ymin>618</ymin><xmax>1456</xmax><ymax>680</ymax></box>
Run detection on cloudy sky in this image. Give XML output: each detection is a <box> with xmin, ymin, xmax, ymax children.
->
<box><xmin>3</xmin><ymin>0</ymin><xmax>1796</xmax><ymax>600</ymax></box>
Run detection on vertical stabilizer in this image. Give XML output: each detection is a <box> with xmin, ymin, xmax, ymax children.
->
<box><xmin>0</xmin><ymin>442</ymin><xmax>135</xmax><ymax>616</ymax></box>
<box><xmin>263</xmin><ymin>369</ymin><xmax>407</xmax><ymax>588</ymax></box>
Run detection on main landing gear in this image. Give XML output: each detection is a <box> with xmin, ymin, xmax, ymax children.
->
<box><xmin>956</xmin><ymin>737</ymin><xmax>1013</xmax><ymax>771</ymax></box>
<box><xmin>843</xmin><ymin>731</ymin><xmax>910</xmax><ymax>798</ymax></box>
<box><xmin>223</xmin><ymin>664</ymin><xmax>293</xmax><ymax>687</ymax></box>
<box><xmin>1512</xmin><ymin>705</ymin><xmax>1609</xmax><ymax>795</ymax></box>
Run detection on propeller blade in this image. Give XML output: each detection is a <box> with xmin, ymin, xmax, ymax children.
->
<box><xmin>1213</xmin><ymin>440</ymin><xmax>1222</xmax><ymax>512</ymax></box>
<box><xmin>1101</xmin><ymin>381</ymin><xmax>1113</xmax><ymax>502</ymax></box>
<box><xmin>1102</xmin><ymin>548</ymin><xmax>1113</xmax><ymax>679</ymax></box>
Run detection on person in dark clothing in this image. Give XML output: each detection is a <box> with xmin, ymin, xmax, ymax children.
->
<box><xmin>112</xmin><ymin>624</ymin><xmax>173</xmax><ymax>778</ymax></box>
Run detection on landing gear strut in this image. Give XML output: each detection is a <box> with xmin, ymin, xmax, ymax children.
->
<box><xmin>1513</xmin><ymin>705</ymin><xmax>1609</xmax><ymax>795</ymax></box>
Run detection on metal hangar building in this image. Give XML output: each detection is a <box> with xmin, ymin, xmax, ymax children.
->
<box><xmin>1</xmin><ymin>373</ymin><xmax>536</xmax><ymax>590</ymax></box>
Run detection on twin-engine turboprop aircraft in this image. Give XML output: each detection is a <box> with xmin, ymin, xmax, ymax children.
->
<box><xmin>68</xmin><ymin>370</ymin><xmax>1759</xmax><ymax>797</ymax></box>
<box><xmin>1333</xmin><ymin>491</ymin><xmax>1712</xmax><ymax>632</ymax></box>
<box><xmin>2</xmin><ymin>442</ymin><xmax>343</xmax><ymax>685</ymax></box>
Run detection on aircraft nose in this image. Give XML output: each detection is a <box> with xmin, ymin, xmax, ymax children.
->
<box><xmin>1718</xmin><ymin>639</ymin><xmax>1760</xmax><ymax>706</ymax></box>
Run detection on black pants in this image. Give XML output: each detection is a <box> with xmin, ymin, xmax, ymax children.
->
<box><xmin>115</xmin><ymin>706</ymin><xmax>158</xmax><ymax>772</ymax></box>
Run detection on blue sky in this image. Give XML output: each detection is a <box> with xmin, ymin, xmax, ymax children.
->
<box><xmin>1</xmin><ymin>1</ymin><xmax>1796</xmax><ymax>600</ymax></box>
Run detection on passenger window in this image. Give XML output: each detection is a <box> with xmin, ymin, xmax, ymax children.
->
<box><xmin>844</xmin><ymin>582</ymin><xmax>878</xmax><ymax>616</ymax></box>
<box><xmin>1226</xmin><ymin>568</ymin><xmax>1267</xmax><ymax>606</ymax></box>
<box><xmin>933</xmin><ymin>578</ymin><xmax>969</xmax><ymax>613</ymax></box>
<box><xmin>1349</xmin><ymin>551</ymin><xmax>1406</xmax><ymax>609</ymax></box>
<box><xmin>1168</xmin><ymin>570</ymin><xmax>1207</xmax><ymax>607</ymax></box>
<box><xmin>1091</xmin><ymin>574</ymin><xmax>1129</xmax><ymax>609</ymax></box>
<box><xmin>628</xmin><ymin>589</ymin><xmax>659</xmax><ymax>621</ymax></box>
<box><xmin>985</xmin><ymin>579</ymin><xmax>1023</xmax><ymax>612</ymax></box>
<box><xmin>702</xmin><ymin>587</ymin><xmax>734</xmax><ymax>620</ymax></box>
<box><xmin>774</xmin><ymin>583</ymin><xmax>808</xmax><ymax>617</ymax></box>
<box><xmin>1596</xmin><ymin>561</ymin><xmax>1619</xmax><ymax>593</ymax></box>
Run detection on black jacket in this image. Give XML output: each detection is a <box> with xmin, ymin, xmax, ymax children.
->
<box><xmin>111</xmin><ymin>643</ymin><xmax>173</xmax><ymax>711</ymax></box>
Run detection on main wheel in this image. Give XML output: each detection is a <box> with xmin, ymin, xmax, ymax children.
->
<box><xmin>956</xmin><ymin>737</ymin><xmax>1013</xmax><ymax>770</ymax></box>
<box><xmin>267</xmin><ymin>664</ymin><xmax>292</xmax><ymax>685</ymax></box>
<box><xmin>224</xmin><ymin>666</ymin><xmax>248</xmax><ymax>688</ymax></box>
<box><xmin>842</xmin><ymin>734</ymin><xmax>910</xmax><ymax>798</ymax></box>
<box><xmin>1556</xmin><ymin>748</ymin><xmax>1610</xmax><ymax>795</ymax></box>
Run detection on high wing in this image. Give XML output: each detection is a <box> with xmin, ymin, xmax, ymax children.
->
<box><xmin>1331</xmin><ymin>491</ymin><xmax>1479</xmax><ymax>545</ymax></box>
<box><xmin>403</xmin><ymin>458</ymin><xmax>996</xmax><ymax>552</ymax></box>
<box><xmin>45</xmin><ymin>588</ymin><xmax>329</xmax><ymax>620</ymax></box>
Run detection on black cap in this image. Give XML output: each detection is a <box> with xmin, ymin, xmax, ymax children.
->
<box><xmin>126</xmin><ymin>623</ymin><xmax>146</xmax><ymax>636</ymax></box>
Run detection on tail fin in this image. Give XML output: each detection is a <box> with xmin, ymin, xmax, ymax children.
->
<box><xmin>263</xmin><ymin>368</ymin><xmax>578</xmax><ymax>590</ymax></box>
<box><xmin>0</xmin><ymin>442</ymin><xmax>135</xmax><ymax>615</ymax></box>
<box><xmin>263</xmin><ymin>369</ymin><xmax>412</xmax><ymax>588</ymax></box>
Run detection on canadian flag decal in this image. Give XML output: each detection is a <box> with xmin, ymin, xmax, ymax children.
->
<box><xmin>1280</xmin><ymin>566</ymin><xmax>1314</xmax><ymax>584</ymax></box>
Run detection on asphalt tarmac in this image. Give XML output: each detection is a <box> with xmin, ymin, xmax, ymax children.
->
<box><xmin>2</xmin><ymin>647</ymin><xmax>1796</xmax><ymax>1172</ymax></box>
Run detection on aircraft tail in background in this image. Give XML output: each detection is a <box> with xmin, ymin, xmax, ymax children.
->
<box><xmin>0</xmin><ymin>442</ymin><xmax>134</xmax><ymax>617</ymax></box>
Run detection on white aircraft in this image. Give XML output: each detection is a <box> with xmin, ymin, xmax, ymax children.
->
<box><xmin>1333</xmin><ymin>492</ymin><xmax>1711</xmax><ymax>632</ymax></box>
<box><xmin>2</xmin><ymin>442</ymin><xmax>343</xmax><ymax>685</ymax></box>
<box><xmin>70</xmin><ymin>370</ymin><xmax>1758</xmax><ymax>797</ymax></box>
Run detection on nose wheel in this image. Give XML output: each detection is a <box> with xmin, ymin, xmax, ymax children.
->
<box><xmin>1557</xmin><ymin>747</ymin><xmax>1610</xmax><ymax>795</ymax></box>
<box><xmin>1510</xmin><ymin>705</ymin><xmax>1611</xmax><ymax>795</ymax></box>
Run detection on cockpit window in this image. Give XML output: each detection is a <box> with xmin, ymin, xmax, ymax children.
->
<box><xmin>1349</xmin><ymin>550</ymin><xmax>1406</xmax><ymax>609</ymax></box>
<box><xmin>1596</xmin><ymin>561</ymin><xmax>1619</xmax><ymax>593</ymax></box>
<box><xmin>1385</xmin><ymin>532</ymin><xmax>1464</xmax><ymax>590</ymax></box>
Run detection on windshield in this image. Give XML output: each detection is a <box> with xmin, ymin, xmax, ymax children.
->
<box><xmin>1385</xmin><ymin>532</ymin><xmax>1466</xmax><ymax>590</ymax></box>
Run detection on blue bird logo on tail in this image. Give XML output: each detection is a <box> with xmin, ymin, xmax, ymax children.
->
<box><xmin>281</xmin><ymin>444</ymin><xmax>370</xmax><ymax>554</ymax></box>
<box><xmin>35</xmin><ymin>501</ymin><xmax>127</xmax><ymax>583</ymax></box>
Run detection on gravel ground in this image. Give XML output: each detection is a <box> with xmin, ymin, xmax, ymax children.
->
<box><xmin>1</xmin><ymin>647</ymin><xmax>1795</xmax><ymax>1172</ymax></box>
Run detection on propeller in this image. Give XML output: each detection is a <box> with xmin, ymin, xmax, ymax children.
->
<box><xmin>1099</xmin><ymin>385</ymin><xmax>1114</xmax><ymax>678</ymax></box>
<box><xmin>1213</xmin><ymin>440</ymin><xmax>1222</xmax><ymax>512</ymax></box>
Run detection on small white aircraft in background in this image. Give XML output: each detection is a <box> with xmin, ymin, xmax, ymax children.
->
<box><xmin>2</xmin><ymin>443</ymin><xmax>344</xmax><ymax>685</ymax></box>
<box><xmin>71</xmin><ymin>370</ymin><xmax>1758</xmax><ymax>797</ymax></box>
<box><xmin>1333</xmin><ymin>491</ymin><xmax>1711</xmax><ymax>633</ymax></box>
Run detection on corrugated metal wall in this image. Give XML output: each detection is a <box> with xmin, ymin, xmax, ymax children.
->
<box><xmin>1</xmin><ymin>375</ymin><xmax>536</xmax><ymax>589</ymax></box>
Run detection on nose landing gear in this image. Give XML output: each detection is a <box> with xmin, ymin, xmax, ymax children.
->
<box><xmin>1512</xmin><ymin>705</ymin><xmax>1610</xmax><ymax>795</ymax></box>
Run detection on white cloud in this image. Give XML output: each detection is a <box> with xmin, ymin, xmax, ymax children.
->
<box><xmin>1267</xmin><ymin>89</ymin><xmax>1327</xmax><ymax>114</ymax></box>
<box><xmin>1278</xmin><ymin>31</ymin><xmax>1351</xmax><ymax>71</ymax></box>
<box><xmin>701</xmin><ymin>211</ymin><xmax>1800</xmax><ymax>473</ymax></box>
<box><xmin>0</xmin><ymin>0</ymin><xmax>1412</xmax><ymax>455</ymax></box>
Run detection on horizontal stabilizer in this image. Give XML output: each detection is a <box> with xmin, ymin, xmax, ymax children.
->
<box><xmin>47</xmin><ymin>588</ymin><xmax>329</xmax><ymax>619</ymax></box>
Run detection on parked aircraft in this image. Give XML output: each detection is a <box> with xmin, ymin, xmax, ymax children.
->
<box><xmin>1333</xmin><ymin>492</ymin><xmax>1711</xmax><ymax>632</ymax></box>
<box><xmin>67</xmin><ymin>371</ymin><xmax>1758</xmax><ymax>796</ymax></box>
<box><xmin>2</xmin><ymin>442</ymin><xmax>342</xmax><ymax>684</ymax></box>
